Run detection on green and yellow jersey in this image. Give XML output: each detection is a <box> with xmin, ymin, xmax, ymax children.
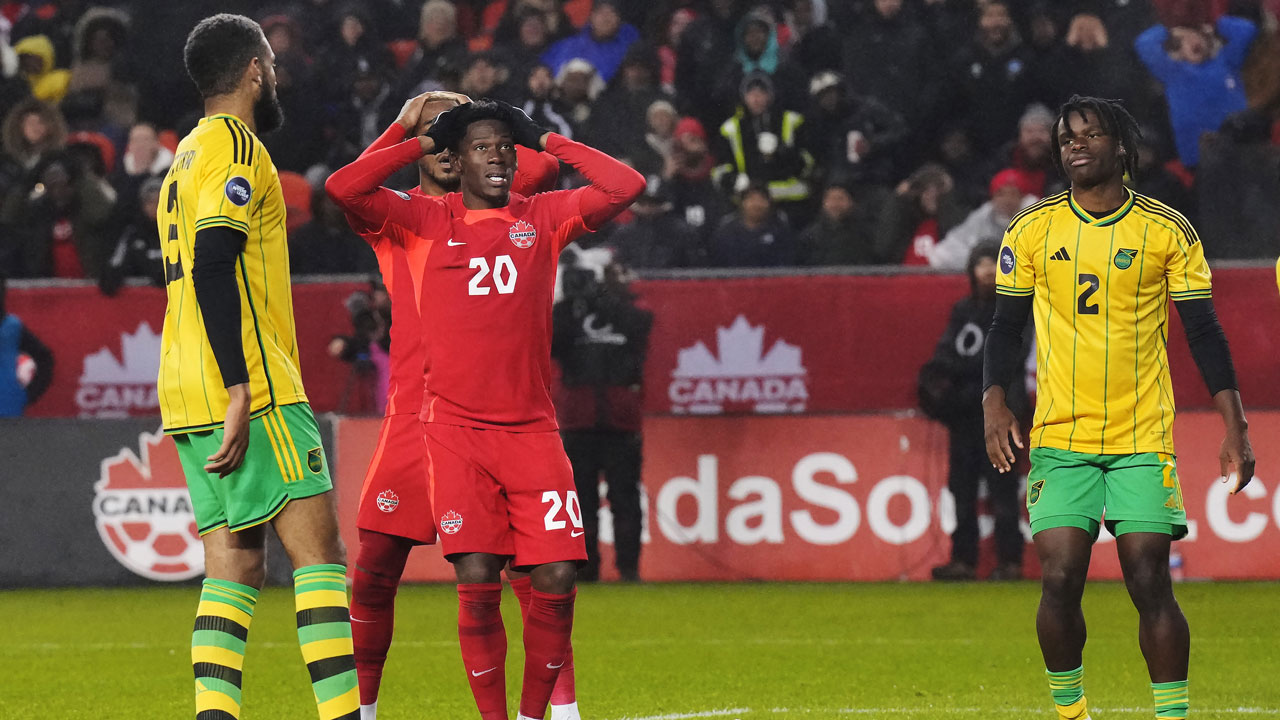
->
<box><xmin>997</xmin><ymin>188</ymin><xmax>1211</xmax><ymax>455</ymax></box>
<box><xmin>156</xmin><ymin>113</ymin><xmax>306</xmax><ymax>434</ymax></box>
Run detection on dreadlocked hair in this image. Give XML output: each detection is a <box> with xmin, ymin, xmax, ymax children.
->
<box><xmin>1054</xmin><ymin>95</ymin><xmax>1142</xmax><ymax>180</ymax></box>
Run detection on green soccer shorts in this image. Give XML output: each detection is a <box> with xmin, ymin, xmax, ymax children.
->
<box><xmin>174</xmin><ymin>403</ymin><xmax>332</xmax><ymax>535</ymax></box>
<box><xmin>1026</xmin><ymin>447</ymin><xmax>1188</xmax><ymax>540</ymax></box>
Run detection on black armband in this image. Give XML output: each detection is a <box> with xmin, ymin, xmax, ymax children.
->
<box><xmin>982</xmin><ymin>294</ymin><xmax>1032</xmax><ymax>393</ymax></box>
<box><xmin>1175</xmin><ymin>297</ymin><xmax>1238</xmax><ymax>396</ymax></box>
<box><xmin>192</xmin><ymin>226</ymin><xmax>249</xmax><ymax>388</ymax></box>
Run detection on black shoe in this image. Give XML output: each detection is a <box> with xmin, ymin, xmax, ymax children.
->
<box><xmin>617</xmin><ymin>569</ymin><xmax>640</xmax><ymax>583</ymax></box>
<box><xmin>931</xmin><ymin>561</ymin><xmax>977</xmax><ymax>581</ymax></box>
<box><xmin>989</xmin><ymin>562</ymin><xmax>1023</xmax><ymax>581</ymax></box>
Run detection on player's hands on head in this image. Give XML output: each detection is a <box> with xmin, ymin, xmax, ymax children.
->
<box><xmin>1219</xmin><ymin>425</ymin><xmax>1255</xmax><ymax>494</ymax></box>
<box><xmin>206</xmin><ymin>382</ymin><xmax>251</xmax><ymax>479</ymax></box>
<box><xmin>424</xmin><ymin>102</ymin><xmax>470</xmax><ymax>152</ymax></box>
<box><xmin>395</xmin><ymin>92</ymin><xmax>435</xmax><ymax>132</ymax></box>
<box><xmin>494</xmin><ymin>100</ymin><xmax>550</xmax><ymax>150</ymax></box>
<box><xmin>982</xmin><ymin>386</ymin><xmax>1023</xmax><ymax>473</ymax></box>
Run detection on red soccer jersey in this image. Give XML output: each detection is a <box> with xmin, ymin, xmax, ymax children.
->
<box><xmin>351</xmin><ymin>124</ymin><xmax>559</xmax><ymax>416</ymax></box>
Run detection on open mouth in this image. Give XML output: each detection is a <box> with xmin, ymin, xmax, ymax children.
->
<box><xmin>484</xmin><ymin>170</ymin><xmax>511</xmax><ymax>188</ymax></box>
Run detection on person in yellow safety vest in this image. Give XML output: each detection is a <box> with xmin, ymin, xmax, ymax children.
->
<box><xmin>712</xmin><ymin>71</ymin><xmax>814</xmax><ymax>226</ymax></box>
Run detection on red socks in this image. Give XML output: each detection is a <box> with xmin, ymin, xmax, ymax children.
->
<box><xmin>351</xmin><ymin>529</ymin><xmax>412</xmax><ymax>706</ymax></box>
<box><xmin>510</xmin><ymin>576</ymin><xmax>576</xmax><ymax>708</ymax></box>
<box><xmin>519</xmin><ymin>588</ymin><xmax>577</xmax><ymax>719</ymax></box>
<box><xmin>458</xmin><ymin>583</ymin><xmax>508</xmax><ymax>720</ymax></box>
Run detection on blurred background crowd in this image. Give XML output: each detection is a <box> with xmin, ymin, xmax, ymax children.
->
<box><xmin>0</xmin><ymin>0</ymin><xmax>1276</xmax><ymax>287</ymax></box>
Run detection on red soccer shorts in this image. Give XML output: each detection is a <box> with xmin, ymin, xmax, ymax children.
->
<box><xmin>356</xmin><ymin>413</ymin><xmax>438</xmax><ymax>545</ymax></box>
<box><xmin>422</xmin><ymin>422</ymin><xmax>587</xmax><ymax>567</ymax></box>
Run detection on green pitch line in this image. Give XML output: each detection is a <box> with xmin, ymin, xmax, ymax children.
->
<box><xmin>1</xmin><ymin>582</ymin><xmax>1277</xmax><ymax>719</ymax></box>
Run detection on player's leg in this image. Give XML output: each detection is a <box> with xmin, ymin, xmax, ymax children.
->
<box><xmin>175</xmin><ymin>430</ymin><xmax>271</xmax><ymax>720</ymax></box>
<box><xmin>351</xmin><ymin>529</ymin><xmax>413</xmax><ymax>719</ymax></box>
<box><xmin>562</xmin><ymin>430</ymin><xmax>602</xmax><ymax>581</ymax></box>
<box><xmin>1104</xmin><ymin>453</ymin><xmax>1191</xmax><ymax>720</ymax></box>
<box><xmin>1027</xmin><ymin>449</ymin><xmax>1106</xmax><ymax>720</ymax></box>
<box><xmin>503</xmin><ymin>431</ymin><xmax>586</xmax><ymax>720</ymax></box>
<box><xmin>350</xmin><ymin>414</ymin><xmax>438</xmax><ymax>719</ymax></box>
<box><xmin>934</xmin><ymin>426</ymin><xmax>980</xmax><ymax>580</ymax></box>
<box><xmin>602</xmin><ymin>430</ymin><xmax>643</xmax><ymax>582</ymax></box>
<box><xmin>267</xmin><ymin>404</ymin><xmax>359</xmax><ymax>720</ymax></box>
<box><xmin>507</xmin><ymin>566</ymin><xmax>579</xmax><ymax>720</ymax></box>
<box><xmin>455</xmin><ymin>552</ymin><xmax>511</xmax><ymax>720</ymax></box>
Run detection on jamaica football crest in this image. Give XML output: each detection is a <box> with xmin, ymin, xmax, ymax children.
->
<box><xmin>1028</xmin><ymin>479</ymin><xmax>1045</xmax><ymax>506</ymax></box>
<box><xmin>1114</xmin><ymin>248</ymin><xmax>1138</xmax><ymax>270</ymax></box>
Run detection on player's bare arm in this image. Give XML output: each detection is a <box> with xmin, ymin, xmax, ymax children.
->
<box><xmin>1214</xmin><ymin>389</ymin><xmax>1254</xmax><ymax>492</ymax></box>
<box><xmin>981</xmin><ymin>292</ymin><xmax>1031</xmax><ymax>472</ymax></box>
<box><xmin>982</xmin><ymin>386</ymin><xmax>1023</xmax><ymax>473</ymax></box>
<box><xmin>205</xmin><ymin>382</ymin><xmax>250</xmax><ymax>476</ymax></box>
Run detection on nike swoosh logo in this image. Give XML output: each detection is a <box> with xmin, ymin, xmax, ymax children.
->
<box><xmin>571</xmin><ymin>531</ymin><xmax>584</xmax><ymax>537</ymax></box>
<box><xmin>447</xmin><ymin>238</ymin><xmax>466</xmax><ymax>246</ymax></box>
<box><xmin>471</xmin><ymin>667</ymin><xmax>497</xmax><ymax>677</ymax></box>
<box><xmin>350</xmin><ymin>616</ymin><xmax>374</xmax><ymax>623</ymax></box>
<box><xmin>546</xmin><ymin>661</ymin><xmax>565</xmax><ymax>670</ymax></box>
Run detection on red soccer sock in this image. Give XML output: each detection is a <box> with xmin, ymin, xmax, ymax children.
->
<box><xmin>509</xmin><ymin>577</ymin><xmax>577</xmax><ymax>707</ymax></box>
<box><xmin>458</xmin><ymin>583</ymin><xmax>508</xmax><ymax>720</ymax></box>
<box><xmin>519</xmin><ymin>588</ymin><xmax>577</xmax><ymax>719</ymax></box>
<box><xmin>351</xmin><ymin>529</ymin><xmax>412</xmax><ymax>706</ymax></box>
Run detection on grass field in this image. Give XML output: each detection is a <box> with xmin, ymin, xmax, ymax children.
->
<box><xmin>1</xmin><ymin>581</ymin><xmax>1277</xmax><ymax>719</ymax></box>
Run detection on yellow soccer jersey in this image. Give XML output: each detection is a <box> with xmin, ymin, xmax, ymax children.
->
<box><xmin>997</xmin><ymin>188</ymin><xmax>1211</xmax><ymax>455</ymax></box>
<box><xmin>156</xmin><ymin>113</ymin><xmax>306</xmax><ymax>434</ymax></box>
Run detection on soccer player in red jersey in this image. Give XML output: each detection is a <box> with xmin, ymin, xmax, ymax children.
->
<box><xmin>336</xmin><ymin>92</ymin><xmax>572</xmax><ymax>720</ymax></box>
<box><xmin>327</xmin><ymin>100</ymin><xmax>643</xmax><ymax>720</ymax></box>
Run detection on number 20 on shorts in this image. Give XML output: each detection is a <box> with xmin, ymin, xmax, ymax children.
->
<box><xmin>542</xmin><ymin>490</ymin><xmax>584</xmax><ymax>531</ymax></box>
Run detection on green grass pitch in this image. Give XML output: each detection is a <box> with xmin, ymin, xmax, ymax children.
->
<box><xmin>1</xmin><ymin>581</ymin><xmax>1277</xmax><ymax>719</ymax></box>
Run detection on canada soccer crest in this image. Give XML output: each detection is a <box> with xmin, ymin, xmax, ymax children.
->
<box><xmin>440</xmin><ymin>510</ymin><xmax>464</xmax><ymax>534</ymax></box>
<box><xmin>92</xmin><ymin>427</ymin><xmax>204</xmax><ymax>581</ymax></box>
<box><xmin>508</xmin><ymin>220</ymin><xmax>537</xmax><ymax>249</ymax></box>
<box><xmin>376</xmin><ymin>489</ymin><xmax>399</xmax><ymax>513</ymax></box>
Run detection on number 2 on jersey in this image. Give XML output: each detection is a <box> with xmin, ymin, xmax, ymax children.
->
<box><xmin>468</xmin><ymin>255</ymin><xmax>518</xmax><ymax>295</ymax></box>
<box><xmin>1077</xmin><ymin>273</ymin><xmax>1100</xmax><ymax>315</ymax></box>
<box><xmin>542</xmin><ymin>490</ymin><xmax>584</xmax><ymax>531</ymax></box>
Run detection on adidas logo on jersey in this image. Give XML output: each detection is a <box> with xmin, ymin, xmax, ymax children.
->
<box><xmin>1050</xmin><ymin>248</ymin><xmax>1072</xmax><ymax>261</ymax></box>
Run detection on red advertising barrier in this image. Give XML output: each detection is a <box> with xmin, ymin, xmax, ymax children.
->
<box><xmin>10</xmin><ymin>265</ymin><xmax>1280</xmax><ymax>419</ymax></box>
<box><xmin>330</xmin><ymin>411</ymin><xmax>1280</xmax><ymax>583</ymax></box>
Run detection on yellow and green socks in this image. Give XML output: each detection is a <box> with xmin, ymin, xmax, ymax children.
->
<box><xmin>193</xmin><ymin>578</ymin><xmax>258</xmax><ymax>720</ymax></box>
<box><xmin>1153</xmin><ymin>680</ymin><xmax>1189</xmax><ymax>719</ymax></box>
<box><xmin>294</xmin><ymin>564</ymin><xmax>360</xmax><ymax>720</ymax></box>
<box><xmin>1047</xmin><ymin>666</ymin><xmax>1089</xmax><ymax>720</ymax></box>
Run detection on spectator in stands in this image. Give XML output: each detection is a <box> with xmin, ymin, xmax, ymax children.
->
<box><xmin>493</xmin><ymin>7</ymin><xmax>555</xmax><ymax>74</ymax></box>
<box><xmin>68</xmin><ymin>7</ymin><xmax>128</xmax><ymax>98</ymax></box>
<box><xmin>787</xmin><ymin>0</ymin><xmax>842</xmax><ymax>75</ymax></box>
<box><xmin>713</xmin><ymin>72</ymin><xmax>813</xmax><ymax>228</ymax></box>
<box><xmin>675</xmin><ymin>0</ymin><xmax>741</xmax><ymax>127</ymax></box>
<box><xmin>319</xmin><ymin>6</ymin><xmax>394</xmax><ymax>106</ymax></box>
<box><xmin>99</xmin><ymin>176</ymin><xmax>163</xmax><ymax>296</ymax></box>
<box><xmin>985</xmin><ymin>104</ymin><xmax>1058</xmax><ymax>199</ymax></box>
<box><xmin>493</xmin><ymin>0</ymin><xmax>575</xmax><ymax>51</ymax></box>
<box><xmin>803</xmin><ymin>70</ymin><xmax>908</xmax><ymax>188</ymax></box>
<box><xmin>935</xmin><ymin>125</ymin><xmax>989</xmax><ymax>210</ymax></box>
<box><xmin>552</xmin><ymin>256</ymin><xmax>653</xmax><ymax>582</ymax></box>
<box><xmin>1133</xmin><ymin>124</ymin><xmax>1194</xmax><ymax>216</ymax></box>
<box><xmin>928</xmin><ymin>169</ymin><xmax>1036</xmax><ymax>271</ymax></box>
<box><xmin>518</xmin><ymin>63</ymin><xmax>573</xmax><ymax>139</ymax></box>
<box><xmin>0</xmin><ymin>272</ymin><xmax>53</xmax><ymax>417</ymax></box>
<box><xmin>586</xmin><ymin>44</ymin><xmax>666</xmax><ymax>158</ymax></box>
<box><xmin>327</xmin><ymin>56</ymin><xmax>398</xmax><ymax>168</ymax></box>
<box><xmin>1</xmin><ymin>98</ymin><xmax>65</xmax><ymax>171</ymax></box>
<box><xmin>396</xmin><ymin>0</ymin><xmax>470</xmax><ymax>98</ymax></box>
<box><xmin>13</xmin><ymin>34</ymin><xmax>68</xmax><ymax>104</ymax></box>
<box><xmin>796</xmin><ymin>182</ymin><xmax>875</xmax><ymax>266</ymax></box>
<box><xmin>328</xmin><ymin>281</ymin><xmax>391</xmax><ymax>415</ymax></box>
<box><xmin>947</xmin><ymin>0</ymin><xmax>1033</xmax><ymax>154</ymax></box>
<box><xmin>1</xmin><ymin>151</ymin><xmax>115</xmax><ymax>279</ymax></box>
<box><xmin>457</xmin><ymin>52</ymin><xmax>512</xmax><ymax>102</ymax></box>
<box><xmin>667</xmin><ymin>116</ymin><xmax>727</xmax><ymax>248</ymax></box>
<box><xmin>291</xmin><ymin>186</ymin><xmax>377</xmax><ymax>276</ymax></box>
<box><xmin>637</xmin><ymin>99</ymin><xmax>678</xmax><ymax>178</ymax></box>
<box><xmin>873</xmin><ymin>163</ymin><xmax>966</xmax><ymax>265</ymax></box>
<box><xmin>119</xmin><ymin>122</ymin><xmax>171</xmax><ymax>182</ymax></box>
<box><xmin>1135</xmin><ymin>11</ymin><xmax>1257</xmax><ymax>168</ymax></box>
<box><xmin>554</xmin><ymin>57</ymin><xmax>604</xmax><ymax>137</ymax></box>
<box><xmin>713</xmin><ymin>7</ymin><xmax>807</xmax><ymax>117</ymax></box>
<box><xmin>917</xmin><ymin>242</ymin><xmax>1027</xmax><ymax>581</ymax></box>
<box><xmin>710</xmin><ymin>183</ymin><xmax>795</xmax><ymax>267</ymax></box>
<box><xmin>843</xmin><ymin>0</ymin><xmax>939</xmax><ymax>141</ymax></box>
<box><xmin>608</xmin><ymin>177</ymin><xmax>702</xmax><ymax>269</ymax></box>
<box><xmin>262</xmin><ymin>19</ymin><xmax>323</xmax><ymax>173</ymax></box>
<box><xmin>656</xmin><ymin>7</ymin><xmax>695</xmax><ymax>95</ymax></box>
<box><xmin>541</xmin><ymin>0</ymin><xmax>639</xmax><ymax>84</ymax></box>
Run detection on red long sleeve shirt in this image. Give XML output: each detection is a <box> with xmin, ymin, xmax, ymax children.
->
<box><xmin>326</xmin><ymin>132</ymin><xmax>644</xmax><ymax>430</ymax></box>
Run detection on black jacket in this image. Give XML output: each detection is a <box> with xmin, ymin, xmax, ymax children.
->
<box><xmin>919</xmin><ymin>295</ymin><xmax>1030</xmax><ymax>429</ymax></box>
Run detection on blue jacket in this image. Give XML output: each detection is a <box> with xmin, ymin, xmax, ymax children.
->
<box><xmin>541</xmin><ymin>23</ymin><xmax>640</xmax><ymax>84</ymax></box>
<box><xmin>1135</xmin><ymin>17</ymin><xmax>1256</xmax><ymax>167</ymax></box>
<box><xmin>0</xmin><ymin>314</ymin><xmax>26</xmax><ymax>417</ymax></box>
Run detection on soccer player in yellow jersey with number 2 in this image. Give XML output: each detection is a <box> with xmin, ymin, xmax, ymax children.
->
<box><xmin>982</xmin><ymin>96</ymin><xmax>1255</xmax><ymax>720</ymax></box>
<box><xmin>157</xmin><ymin>14</ymin><xmax>359</xmax><ymax>720</ymax></box>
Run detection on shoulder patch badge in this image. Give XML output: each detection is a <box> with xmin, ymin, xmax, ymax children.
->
<box><xmin>999</xmin><ymin>246</ymin><xmax>1015</xmax><ymax>274</ymax></box>
<box><xmin>225</xmin><ymin>176</ymin><xmax>252</xmax><ymax>206</ymax></box>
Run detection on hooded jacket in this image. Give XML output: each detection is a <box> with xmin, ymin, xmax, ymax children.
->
<box><xmin>13</xmin><ymin>35</ymin><xmax>69</xmax><ymax>103</ymax></box>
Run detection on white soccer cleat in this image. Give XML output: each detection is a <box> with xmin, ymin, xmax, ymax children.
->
<box><xmin>551</xmin><ymin>702</ymin><xmax>581</xmax><ymax>720</ymax></box>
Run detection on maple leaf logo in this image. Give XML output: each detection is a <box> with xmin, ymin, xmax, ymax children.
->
<box><xmin>508</xmin><ymin>219</ymin><xmax>537</xmax><ymax>249</ymax></box>
<box><xmin>439</xmin><ymin>509</ymin><xmax>464</xmax><ymax>535</ymax></box>
<box><xmin>376</xmin><ymin>489</ymin><xmax>400</xmax><ymax>513</ymax></box>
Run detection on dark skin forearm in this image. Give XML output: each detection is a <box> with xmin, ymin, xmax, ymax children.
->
<box><xmin>1212</xmin><ymin>388</ymin><xmax>1255</xmax><ymax>493</ymax></box>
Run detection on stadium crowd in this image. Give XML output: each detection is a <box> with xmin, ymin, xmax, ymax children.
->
<box><xmin>0</xmin><ymin>0</ymin><xmax>1276</xmax><ymax>285</ymax></box>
